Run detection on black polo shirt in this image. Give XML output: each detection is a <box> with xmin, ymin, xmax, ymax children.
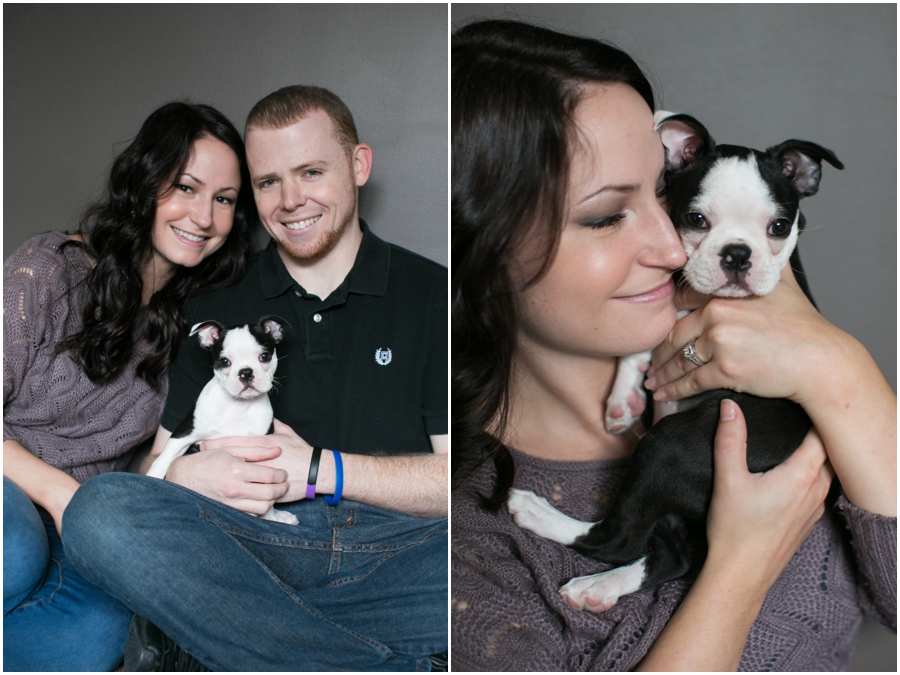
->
<box><xmin>161</xmin><ymin>221</ymin><xmax>447</xmax><ymax>456</ymax></box>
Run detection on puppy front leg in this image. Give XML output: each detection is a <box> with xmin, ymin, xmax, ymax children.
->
<box><xmin>605</xmin><ymin>351</ymin><xmax>651</xmax><ymax>434</ymax></box>
<box><xmin>146</xmin><ymin>437</ymin><xmax>195</xmax><ymax>479</ymax></box>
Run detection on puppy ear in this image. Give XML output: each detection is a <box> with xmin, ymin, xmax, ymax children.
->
<box><xmin>766</xmin><ymin>140</ymin><xmax>844</xmax><ymax>198</ymax></box>
<box><xmin>654</xmin><ymin>111</ymin><xmax>713</xmax><ymax>171</ymax></box>
<box><xmin>189</xmin><ymin>321</ymin><xmax>223</xmax><ymax>349</ymax></box>
<box><xmin>257</xmin><ymin>316</ymin><xmax>290</xmax><ymax>344</ymax></box>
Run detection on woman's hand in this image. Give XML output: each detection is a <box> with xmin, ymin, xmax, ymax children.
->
<box><xmin>646</xmin><ymin>266</ymin><xmax>896</xmax><ymax>517</ymax></box>
<box><xmin>637</xmin><ymin>399</ymin><xmax>834</xmax><ymax>671</ymax></box>
<box><xmin>705</xmin><ymin>399</ymin><xmax>834</xmax><ymax>588</ymax></box>
<box><xmin>4</xmin><ymin>439</ymin><xmax>80</xmax><ymax>536</ymax></box>
<box><xmin>647</xmin><ymin>267</ymin><xmax>847</xmax><ymax>405</ymax></box>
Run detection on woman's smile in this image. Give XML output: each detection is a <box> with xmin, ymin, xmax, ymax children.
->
<box><xmin>615</xmin><ymin>277</ymin><xmax>676</xmax><ymax>303</ymax></box>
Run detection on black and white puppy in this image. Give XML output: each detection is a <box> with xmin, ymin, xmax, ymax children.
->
<box><xmin>147</xmin><ymin>315</ymin><xmax>298</xmax><ymax>525</ymax></box>
<box><xmin>508</xmin><ymin>112</ymin><xmax>843</xmax><ymax>612</ymax></box>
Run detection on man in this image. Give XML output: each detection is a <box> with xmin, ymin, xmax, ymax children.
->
<box><xmin>63</xmin><ymin>86</ymin><xmax>447</xmax><ymax>671</ymax></box>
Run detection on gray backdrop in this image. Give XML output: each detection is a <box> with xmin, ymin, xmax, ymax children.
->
<box><xmin>4</xmin><ymin>3</ymin><xmax>447</xmax><ymax>265</ymax></box>
<box><xmin>452</xmin><ymin>4</ymin><xmax>896</xmax><ymax>672</ymax></box>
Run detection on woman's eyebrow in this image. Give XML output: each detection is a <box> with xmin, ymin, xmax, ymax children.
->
<box><xmin>577</xmin><ymin>166</ymin><xmax>667</xmax><ymax>205</ymax></box>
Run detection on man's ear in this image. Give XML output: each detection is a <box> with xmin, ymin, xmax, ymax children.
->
<box><xmin>352</xmin><ymin>143</ymin><xmax>373</xmax><ymax>187</ymax></box>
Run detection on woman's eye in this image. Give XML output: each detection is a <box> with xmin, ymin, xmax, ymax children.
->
<box><xmin>768</xmin><ymin>219</ymin><xmax>791</xmax><ymax>237</ymax></box>
<box><xmin>686</xmin><ymin>212</ymin><xmax>708</xmax><ymax>228</ymax></box>
<box><xmin>216</xmin><ymin>196</ymin><xmax>235</xmax><ymax>205</ymax></box>
<box><xmin>177</xmin><ymin>184</ymin><xmax>192</xmax><ymax>193</ymax></box>
<box><xmin>584</xmin><ymin>213</ymin><xmax>626</xmax><ymax>229</ymax></box>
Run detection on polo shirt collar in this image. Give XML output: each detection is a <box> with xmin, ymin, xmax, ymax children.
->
<box><xmin>258</xmin><ymin>219</ymin><xmax>389</xmax><ymax>300</ymax></box>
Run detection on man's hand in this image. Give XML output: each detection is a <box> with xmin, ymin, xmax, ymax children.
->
<box><xmin>199</xmin><ymin>419</ymin><xmax>325</xmax><ymax>502</ymax></box>
<box><xmin>165</xmin><ymin>445</ymin><xmax>290</xmax><ymax>516</ymax></box>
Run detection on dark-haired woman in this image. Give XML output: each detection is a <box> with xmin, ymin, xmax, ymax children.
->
<box><xmin>451</xmin><ymin>20</ymin><xmax>896</xmax><ymax>671</ymax></box>
<box><xmin>3</xmin><ymin>102</ymin><xmax>254</xmax><ymax>671</ymax></box>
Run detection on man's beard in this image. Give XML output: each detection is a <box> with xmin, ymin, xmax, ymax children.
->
<box><xmin>275</xmin><ymin>206</ymin><xmax>354</xmax><ymax>265</ymax></box>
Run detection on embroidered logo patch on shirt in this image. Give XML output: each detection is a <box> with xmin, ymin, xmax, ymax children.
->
<box><xmin>375</xmin><ymin>348</ymin><xmax>392</xmax><ymax>366</ymax></box>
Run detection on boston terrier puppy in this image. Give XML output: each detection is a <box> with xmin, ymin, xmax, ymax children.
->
<box><xmin>508</xmin><ymin>112</ymin><xmax>843</xmax><ymax>612</ymax></box>
<box><xmin>147</xmin><ymin>315</ymin><xmax>298</xmax><ymax>525</ymax></box>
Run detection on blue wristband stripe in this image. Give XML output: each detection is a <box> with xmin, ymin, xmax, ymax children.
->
<box><xmin>324</xmin><ymin>450</ymin><xmax>343</xmax><ymax>505</ymax></box>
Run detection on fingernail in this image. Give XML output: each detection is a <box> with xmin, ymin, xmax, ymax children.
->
<box><xmin>645</xmin><ymin>376</ymin><xmax>657</xmax><ymax>390</ymax></box>
<box><xmin>653</xmin><ymin>389</ymin><xmax>669</xmax><ymax>401</ymax></box>
<box><xmin>720</xmin><ymin>399</ymin><xmax>736</xmax><ymax>421</ymax></box>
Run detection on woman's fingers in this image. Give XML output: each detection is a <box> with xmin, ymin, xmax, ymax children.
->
<box><xmin>712</xmin><ymin>399</ymin><xmax>749</xmax><ymax>481</ymax></box>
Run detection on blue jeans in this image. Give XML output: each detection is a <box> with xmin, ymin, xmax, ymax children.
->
<box><xmin>63</xmin><ymin>472</ymin><xmax>447</xmax><ymax>671</ymax></box>
<box><xmin>3</xmin><ymin>476</ymin><xmax>132</xmax><ymax>671</ymax></box>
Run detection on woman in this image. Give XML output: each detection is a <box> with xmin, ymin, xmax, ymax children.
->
<box><xmin>451</xmin><ymin>19</ymin><xmax>896</xmax><ymax>671</ymax></box>
<box><xmin>3</xmin><ymin>101</ymin><xmax>254</xmax><ymax>671</ymax></box>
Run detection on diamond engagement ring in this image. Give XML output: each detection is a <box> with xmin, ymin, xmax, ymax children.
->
<box><xmin>682</xmin><ymin>337</ymin><xmax>708</xmax><ymax>367</ymax></box>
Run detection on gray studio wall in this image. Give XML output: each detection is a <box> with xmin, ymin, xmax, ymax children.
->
<box><xmin>4</xmin><ymin>3</ymin><xmax>447</xmax><ymax>265</ymax></box>
<box><xmin>452</xmin><ymin>5</ymin><xmax>897</xmax><ymax>672</ymax></box>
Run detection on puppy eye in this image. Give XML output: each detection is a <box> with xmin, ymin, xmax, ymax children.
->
<box><xmin>768</xmin><ymin>219</ymin><xmax>791</xmax><ymax>237</ymax></box>
<box><xmin>259</xmin><ymin>352</ymin><xmax>271</xmax><ymax>363</ymax></box>
<box><xmin>218</xmin><ymin>357</ymin><xmax>231</xmax><ymax>367</ymax></box>
<box><xmin>685</xmin><ymin>212</ymin><xmax>708</xmax><ymax>229</ymax></box>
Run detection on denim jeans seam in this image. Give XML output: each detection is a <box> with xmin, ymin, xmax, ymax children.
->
<box><xmin>203</xmin><ymin>514</ymin><xmax>432</xmax><ymax>555</ymax></box>
<box><xmin>329</xmin><ymin>524</ymin><xmax>342</xmax><ymax>575</ymax></box>
<box><xmin>14</xmin><ymin>557</ymin><xmax>63</xmax><ymax>611</ymax></box>
<box><xmin>325</xmin><ymin>529</ymin><xmax>446</xmax><ymax>590</ymax></box>
<box><xmin>201</xmin><ymin>511</ymin><xmax>395</xmax><ymax>663</ymax></box>
<box><xmin>199</xmin><ymin>509</ymin><xmax>334</xmax><ymax>550</ymax></box>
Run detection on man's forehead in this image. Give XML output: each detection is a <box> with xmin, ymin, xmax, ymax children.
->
<box><xmin>246</xmin><ymin>110</ymin><xmax>336</xmax><ymax>145</ymax></box>
<box><xmin>245</xmin><ymin>114</ymin><xmax>343</xmax><ymax>172</ymax></box>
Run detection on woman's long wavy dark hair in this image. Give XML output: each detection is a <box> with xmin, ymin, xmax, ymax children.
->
<box><xmin>58</xmin><ymin>102</ymin><xmax>256</xmax><ymax>390</ymax></box>
<box><xmin>452</xmin><ymin>19</ymin><xmax>656</xmax><ymax>508</ymax></box>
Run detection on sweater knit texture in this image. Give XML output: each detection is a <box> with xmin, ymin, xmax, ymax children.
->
<box><xmin>3</xmin><ymin>232</ymin><xmax>167</xmax><ymax>483</ymax></box>
<box><xmin>451</xmin><ymin>447</ymin><xmax>897</xmax><ymax>671</ymax></box>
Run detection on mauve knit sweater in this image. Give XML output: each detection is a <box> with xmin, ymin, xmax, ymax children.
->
<box><xmin>4</xmin><ymin>232</ymin><xmax>167</xmax><ymax>483</ymax></box>
<box><xmin>451</xmin><ymin>446</ymin><xmax>897</xmax><ymax>671</ymax></box>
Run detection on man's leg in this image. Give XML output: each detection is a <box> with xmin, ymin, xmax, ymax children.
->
<box><xmin>63</xmin><ymin>473</ymin><xmax>443</xmax><ymax>671</ymax></box>
<box><xmin>299</xmin><ymin>500</ymin><xmax>447</xmax><ymax>658</ymax></box>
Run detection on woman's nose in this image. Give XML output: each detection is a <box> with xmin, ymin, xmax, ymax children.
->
<box><xmin>191</xmin><ymin>200</ymin><xmax>213</xmax><ymax>228</ymax></box>
<box><xmin>644</xmin><ymin>203</ymin><xmax>686</xmax><ymax>269</ymax></box>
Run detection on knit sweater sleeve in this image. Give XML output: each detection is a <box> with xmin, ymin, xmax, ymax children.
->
<box><xmin>3</xmin><ymin>235</ymin><xmax>64</xmax><ymax>441</ymax></box>
<box><xmin>835</xmin><ymin>495</ymin><xmax>897</xmax><ymax>630</ymax></box>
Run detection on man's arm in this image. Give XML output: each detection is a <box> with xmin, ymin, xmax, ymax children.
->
<box><xmin>197</xmin><ymin>423</ymin><xmax>449</xmax><ymax>517</ymax></box>
<box><xmin>338</xmin><ymin>434</ymin><xmax>448</xmax><ymax>517</ymax></box>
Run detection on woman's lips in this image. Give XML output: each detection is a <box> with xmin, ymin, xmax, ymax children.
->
<box><xmin>616</xmin><ymin>277</ymin><xmax>675</xmax><ymax>303</ymax></box>
<box><xmin>172</xmin><ymin>226</ymin><xmax>209</xmax><ymax>247</ymax></box>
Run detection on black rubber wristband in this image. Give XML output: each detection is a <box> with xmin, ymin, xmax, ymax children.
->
<box><xmin>305</xmin><ymin>447</ymin><xmax>323</xmax><ymax>499</ymax></box>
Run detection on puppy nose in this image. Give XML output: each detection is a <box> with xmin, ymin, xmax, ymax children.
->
<box><xmin>238</xmin><ymin>368</ymin><xmax>254</xmax><ymax>383</ymax></box>
<box><xmin>720</xmin><ymin>244</ymin><xmax>752</xmax><ymax>275</ymax></box>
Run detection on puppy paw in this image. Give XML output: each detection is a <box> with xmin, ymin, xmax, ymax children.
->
<box><xmin>559</xmin><ymin>558</ymin><xmax>647</xmax><ymax>612</ymax></box>
<box><xmin>605</xmin><ymin>352</ymin><xmax>651</xmax><ymax>434</ymax></box>
<box><xmin>508</xmin><ymin>489</ymin><xmax>593</xmax><ymax>545</ymax></box>
<box><xmin>263</xmin><ymin>507</ymin><xmax>300</xmax><ymax>525</ymax></box>
<box><xmin>605</xmin><ymin>389</ymin><xmax>647</xmax><ymax>434</ymax></box>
